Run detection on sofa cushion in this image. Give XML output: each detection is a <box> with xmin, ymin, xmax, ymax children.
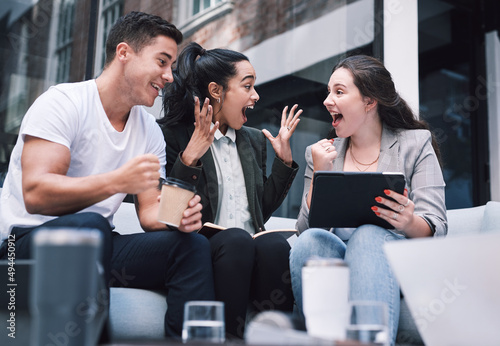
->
<box><xmin>480</xmin><ymin>201</ymin><xmax>500</xmax><ymax>233</ymax></box>
<box><xmin>112</xmin><ymin>202</ymin><xmax>300</xmax><ymax>235</ymax></box>
<box><xmin>113</xmin><ymin>202</ymin><xmax>142</xmax><ymax>235</ymax></box>
<box><xmin>109</xmin><ymin>287</ymin><xmax>167</xmax><ymax>340</ymax></box>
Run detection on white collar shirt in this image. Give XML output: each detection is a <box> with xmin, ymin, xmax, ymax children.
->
<box><xmin>210</xmin><ymin>127</ymin><xmax>255</xmax><ymax>235</ymax></box>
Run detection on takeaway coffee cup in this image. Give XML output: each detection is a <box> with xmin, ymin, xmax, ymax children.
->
<box><xmin>302</xmin><ymin>257</ymin><xmax>350</xmax><ymax>341</ymax></box>
<box><xmin>158</xmin><ymin>177</ymin><xmax>197</xmax><ymax>228</ymax></box>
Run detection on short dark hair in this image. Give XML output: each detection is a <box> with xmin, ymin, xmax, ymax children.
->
<box><xmin>104</xmin><ymin>11</ymin><xmax>183</xmax><ymax>67</ymax></box>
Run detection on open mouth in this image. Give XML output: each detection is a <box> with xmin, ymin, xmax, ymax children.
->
<box><xmin>151</xmin><ymin>83</ymin><xmax>162</xmax><ymax>96</ymax></box>
<box><xmin>242</xmin><ymin>105</ymin><xmax>253</xmax><ymax>121</ymax></box>
<box><xmin>332</xmin><ymin>112</ymin><xmax>343</xmax><ymax>126</ymax></box>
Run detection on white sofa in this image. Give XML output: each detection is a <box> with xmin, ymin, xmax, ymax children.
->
<box><xmin>109</xmin><ymin>201</ymin><xmax>500</xmax><ymax>344</ymax></box>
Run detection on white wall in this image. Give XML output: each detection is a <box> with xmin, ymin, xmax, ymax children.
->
<box><xmin>383</xmin><ymin>0</ymin><xmax>420</xmax><ymax>116</ymax></box>
<box><xmin>486</xmin><ymin>31</ymin><xmax>500</xmax><ymax>201</ymax></box>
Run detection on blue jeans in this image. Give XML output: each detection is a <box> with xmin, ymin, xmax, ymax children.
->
<box><xmin>289</xmin><ymin>225</ymin><xmax>405</xmax><ymax>345</ymax></box>
<box><xmin>1</xmin><ymin>212</ymin><xmax>215</xmax><ymax>338</ymax></box>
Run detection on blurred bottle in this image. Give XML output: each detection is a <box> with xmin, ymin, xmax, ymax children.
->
<box><xmin>30</xmin><ymin>228</ymin><xmax>103</xmax><ymax>346</ymax></box>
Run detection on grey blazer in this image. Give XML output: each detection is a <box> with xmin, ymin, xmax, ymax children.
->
<box><xmin>296</xmin><ymin>125</ymin><xmax>447</xmax><ymax>237</ymax></box>
<box><xmin>162</xmin><ymin>123</ymin><xmax>298</xmax><ymax>233</ymax></box>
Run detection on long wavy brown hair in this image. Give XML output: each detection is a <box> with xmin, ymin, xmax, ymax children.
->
<box><xmin>327</xmin><ymin>55</ymin><xmax>442</xmax><ymax>163</ymax></box>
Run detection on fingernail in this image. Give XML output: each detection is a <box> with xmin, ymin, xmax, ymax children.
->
<box><xmin>375</xmin><ymin>212</ymin><xmax>380</xmax><ymax>216</ymax></box>
<box><xmin>384</xmin><ymin>189</ymin><xmax>391</xmax><ymax>195</ymax></box>
<box><xmin>371</xmin><ymin>206</ymin><xmax>378</xmax><ymax>211</ymax></box>
<box><xmin>375</xmin><ymin>197</ymin><xmax>382</xmax><ymax>203</ymax></box>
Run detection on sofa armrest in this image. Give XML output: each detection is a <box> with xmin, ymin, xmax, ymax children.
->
<box><xmin>446</xmin><ymin>205</ymin><xmax>485</xmax><ymax>237</ymax></box>
<box><xmin>480</xmin><ymin>201</ymin><xmax>500</xmax><ymax>233</ymax></box>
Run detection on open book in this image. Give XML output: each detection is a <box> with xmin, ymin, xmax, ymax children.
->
<box><xmin>198</xmin><ymin>222</ymin><xmax>298</xmax><ymax>242</ymax></box>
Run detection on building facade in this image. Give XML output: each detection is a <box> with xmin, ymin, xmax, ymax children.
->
<box><xmin>1</xmin><ymin>0</ymin><xmax>499</xmax><ymax>218</ymax></box>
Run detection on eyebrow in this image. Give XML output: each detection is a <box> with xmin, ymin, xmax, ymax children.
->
<box><xmin>160</xmin><ymin>52</ymin><xmax>174</xmax><ymax>62</ymax></box>
<box><xmin>241</xmin><ymin>75</ymin><xmax>256</xmax><ymax>83</ymax></box>
<box><xmin>332</xmin><ymin>82</ymin><xmax>347</xmax><ymax>88</ymax></box>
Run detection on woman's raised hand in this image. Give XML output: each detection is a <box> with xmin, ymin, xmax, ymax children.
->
<box><xmin>181</xmin><ymin>97</ymin><xmax>219</xmax><ymax>166</ymax></box>
<box><xmin>311</xmin><ymin>139</ymin><xmax>337</xmax><ymax>172</ymax></box>
<box><xmin>262</xmin><ymin>104</ymin><xmax>302</xmax><ymax>167</ymax></box>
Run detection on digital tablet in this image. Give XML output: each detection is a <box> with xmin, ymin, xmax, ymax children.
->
<box><xmin>309</xmin><ymin>171</ymin><xmax>406</xmax><ymax>229</ymax></box>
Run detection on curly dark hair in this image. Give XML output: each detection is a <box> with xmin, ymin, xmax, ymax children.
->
<box><xmin>158</xmin><ymin>42</ymin><xmax>249</xmax><ymax>126</ymax></box>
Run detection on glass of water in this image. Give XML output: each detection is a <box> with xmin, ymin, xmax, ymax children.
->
<box><xmin>346</xmin><ymin>301</ymin><xmax>389</xmax><ymax>346</ymax></box>
<box><xmin>182</xmin><ymin>301</ymin><xmax>225</xmax><ymax>343</ymax></box>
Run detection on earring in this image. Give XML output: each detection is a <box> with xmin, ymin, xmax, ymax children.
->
<box><xmin>217</xmin><ymin>98</ymin><xmax>220</xmax><ymax>103</ymax></box>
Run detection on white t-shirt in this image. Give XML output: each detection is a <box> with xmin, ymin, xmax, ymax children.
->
<box><xmin>0</xmin><ymin>80</ymin><xmax>166</xmax><ymax>240</ymax></box>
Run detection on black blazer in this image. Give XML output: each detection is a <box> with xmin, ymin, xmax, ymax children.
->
<box><xmin>161</xmin><ymin>123</ymin><xmax>298</xmax><ymax>233</ymax></box>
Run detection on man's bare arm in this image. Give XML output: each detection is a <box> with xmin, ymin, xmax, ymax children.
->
<box><xmin>21</xmin><ymin>135</ymin><xmax>161</xmax><ymax>216</ymax></box>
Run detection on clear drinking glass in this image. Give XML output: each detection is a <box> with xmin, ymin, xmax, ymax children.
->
<box><xmin>345</xmin><ymin>301</ymin><xmax>389</xmax><ymax>346</ymax></box>
<box><xmin>182</xmin><ymin>301</ymin><xmax>225</xmax><ymax>343</ymax></box>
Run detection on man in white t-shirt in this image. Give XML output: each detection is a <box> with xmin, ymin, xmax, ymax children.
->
<box><xmin>0</xmin><ymin>11</ymin><xmax>214</xmax><ymax>339</ymax></box>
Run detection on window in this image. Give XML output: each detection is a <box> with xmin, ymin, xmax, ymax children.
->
<box><xmin>418</xmin><ymin>0</ymin><xmax>491</xmax><ymax>207</ymax></box>
<box><xmin>55</xmin><ymin>0</ymin><xmax>76</xmax><ymax>83</ymax></box>
<box><xmin>192</xmin><ymin>0</ymin><xmax>222</xmax><ymax>16</ymax></box>
<box><xmin>178</xmin><ymin>0</ymin><xmax>233</xmax><ymax>37</ymax></box>
<box><xmin>95</xmin><ymin>0</ymin><xmax>123</xmax><ymax>74</ymax></box>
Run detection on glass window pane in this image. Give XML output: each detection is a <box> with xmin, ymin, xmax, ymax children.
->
<box><xmin>193</xmin><ymin>0</ymin><xmax>200</xmax><ymax>15</ymax></box>
<box><xmin>98</xmin><ymin>0</ymin><xmax>123</xmax><ymax>73</ymax></box>
<box><xmin>418</xmin><ymin>0</ymin><xmax>477</xmax><ymax>208</ymax></box>
<box><xmin>55</xmin><ymin>0</ymin><xmax>75</xmax><ymax>83</ymax></box>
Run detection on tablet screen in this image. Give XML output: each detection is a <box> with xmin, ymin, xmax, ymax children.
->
<box><xmin>309</xmin><ymin>171</ymin><xmax>406</xmax><ymax>229</ymax></box>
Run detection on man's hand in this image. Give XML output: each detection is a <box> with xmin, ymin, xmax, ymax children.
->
<box><xmin>113</xmin><ymin>154</ymin><xmax>161</xmax><ymax>195</ymax></box>
<box><xmin>177</xmin><ymin>195</ymin><xmax>203</xmax><ymax>233</ymax></box>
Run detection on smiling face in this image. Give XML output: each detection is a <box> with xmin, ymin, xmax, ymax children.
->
<box><xmin>122</xmin><ymin>35</ymin><xmax>178</xmax><ymax>108</ymax></box>
<box><xmin>323</xmin><ymin>67</ymin><xmax>373</xmax><ymax>138</ymax></box>
<box><xmin>215</xmin><ymin>60</ymin><xmax>260</xmax><ymax>134</ymax></box>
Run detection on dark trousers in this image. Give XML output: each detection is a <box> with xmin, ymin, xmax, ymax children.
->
<box><xmin>0</xmin><ymin>212</ymin><xmax>215</xmax><ymax>337</ymax></box>
<box><xmin>209</xmin><ymin>228</ymin><xmax>293</xmax><ymax>339</ymax></box>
